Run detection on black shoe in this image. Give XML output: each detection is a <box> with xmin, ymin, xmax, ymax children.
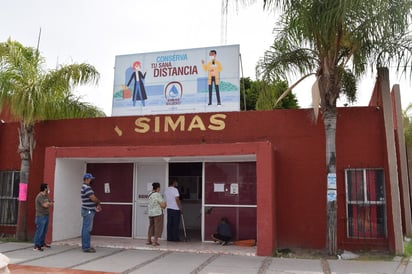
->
<box><xmin>83</xmin><ymin>247</ymin><xmax>96</xmax><ymax>253</ymax></box>
<box><xmin>33</xmin><ymin>246</ymin><xmax>43</xmax><ymax>251</ymax></box>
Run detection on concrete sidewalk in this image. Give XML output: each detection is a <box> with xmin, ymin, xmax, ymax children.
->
<box><xmin>1</xmin><ymin>239</ymin><xmax>412</xmax><ymax>274</ymax></box>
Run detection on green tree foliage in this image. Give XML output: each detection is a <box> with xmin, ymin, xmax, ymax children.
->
<box><xmin>255</xmin><ymin>80</ymin><xmax>298</xmax><ymax>110</ymax></box>
<box><xmin>0</xmin><ymin>39</ymin><xmax>104</xmax><ymax>240</ymax></box>
<box><xmin>230</xmin><ymin>0</ymin><xmax>412</xmax><ymax>255</ymax></box>
<box><xmin>403</xmin><ymin>103</ymin><xmax>412</xmax><ymax>146</ymax></box>
<box><xmin>240</xmin><ymin>77</ymin><xmax>299</xmax><ymax>110</ymax></box>
<box><xmin>257</xmin><ymin>0</ymin><xmax>412</xmax><ymax>255</ymax></box>
<box><xmin>240</xmin><ymin>77</ymin><xmax>256</xmax><ymax>110</ymax></box>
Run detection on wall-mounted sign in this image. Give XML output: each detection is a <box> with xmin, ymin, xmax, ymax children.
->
<box><xmin>230</xmin><ymin>183</ymin><xmax>239</xmax><ymax>195</ymax></box>
<box><xmin>104</xmin><ymin>182</ymin><xmax>111</xmax><ymax>193</ymax></box>
<box><xmin>327</xmin><ymin>173</ymin><xmax>336</xmax><ymax>190</ymax></box>
<box><xmin>327</xmin><ymin>190</ymin><xmax>337</xmax><ymax>201</ymax></box>
<box><xmin>214</xmin><ymin>183</ymin><xmax>225</xmax><ymax>192</ymax></box>
<box><xmin>112</xmin><ymin>45</ymin><xmax>240</xmax><ymax>116</ymax></box>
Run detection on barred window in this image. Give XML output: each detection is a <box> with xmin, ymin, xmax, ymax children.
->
<box><xmin>345</xmin><ymin>168</ymin><xmax>386</xmax><ymax>239</ymax></box>
<box><xmin>0</xmin><ymin>171</ymin><xmax>20</xmax><ymax>225</ymax></box>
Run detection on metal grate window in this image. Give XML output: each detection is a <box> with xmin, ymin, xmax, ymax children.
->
<box><xmin>0</xmin><ymin>171</ymin><xmax>20</xmax><ymax>225</ymax></box>
<box><xmin>345</xmin><ymin>168</ymin><xmax>386</xmax><ymax>239</ymax></box>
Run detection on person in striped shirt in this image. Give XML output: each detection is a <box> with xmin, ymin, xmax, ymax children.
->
<box><xmin>80</xmin><ymin>173</ymin><xmax>101</xmax><ymax>253</ymax></box>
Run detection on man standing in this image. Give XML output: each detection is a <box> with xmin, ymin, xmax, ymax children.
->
<box><xmin>81</xmin><ymin>173</ymin><xmax>101</xmax><ymax>253</ymax></box>
<box><xmin>33</xmin><ymin>183</ymin><xmax>53</xmax><ymax>251</ymax></box>
<box><xmin>201</xmin><ymin>49</ymin><xmax>223</xmax><ymax>106</ymax></box>
<box><xmin>164</xmin><ymin>180</ymin><xmax>182</xmax><ymax>241</ymax></box>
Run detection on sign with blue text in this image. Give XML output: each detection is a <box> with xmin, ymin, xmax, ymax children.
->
<box><xmin>112</xmin><ymin>45</ymin><xmax>240</xmax><ymax>116</ymax></box>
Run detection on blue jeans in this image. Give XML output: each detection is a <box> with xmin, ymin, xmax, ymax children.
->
<box><xmin>34</xmin><ymin>215</ymin><xmax>49</xmax><ymax>247</ymax></box>
<box><xmin>81</xmin><ymin>208</ymin><xmax>96</xmax><ymax>250</ymax></box>
<box><xmin>167</xmin><ymin>209</ymin><xmax>181</xmax><ymax>241</ymax></box>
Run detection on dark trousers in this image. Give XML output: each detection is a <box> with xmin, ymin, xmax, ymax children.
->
<box><xmin>208</xmin><ymin>76</ymin><xmax>221</xmax><ymax>105</ymax></box>
<box><xmin>167</xmin><ymin>208</ymin><xmax>181</xmax><ymax>241</ymax></box>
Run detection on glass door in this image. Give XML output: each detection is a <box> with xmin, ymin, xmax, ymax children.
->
<box><xmin>203</xmin><ymin>162</ymin><xmax>257</xmax><ymax>241</ymax></box>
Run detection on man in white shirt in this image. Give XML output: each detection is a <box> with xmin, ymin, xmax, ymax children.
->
<box><xmin>164</xmin><ymin>180</ymin><xmax>182</xmax><ymax>241</ymax></box>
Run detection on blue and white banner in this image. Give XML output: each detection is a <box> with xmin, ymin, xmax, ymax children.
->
<box><xmin>112</xmin><ymin>45</ymin><xmax>240</xmax><ymax>116</ymax></box>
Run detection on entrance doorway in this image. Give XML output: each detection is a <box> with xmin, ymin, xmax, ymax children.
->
<box><xmin>169</xmin><ymin>162</ymin><xmax>202</xmax><ymax>241</ymax></box>
<box><xmin>87</xmin><ymin>159</ymin><xmax>257</xmax><ymax>243</ymax></box>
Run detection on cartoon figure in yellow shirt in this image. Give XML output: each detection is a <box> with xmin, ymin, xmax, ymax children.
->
<box><xmin>202</xmin><ymin>50</ymin><xmax>223</xmax><ymax>105</ymax></box>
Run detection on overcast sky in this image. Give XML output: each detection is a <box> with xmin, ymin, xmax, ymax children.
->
<box><xmin>1</xmin><ymin>0</ymin><xmax>411</xmax><ymax>115</ymax></box>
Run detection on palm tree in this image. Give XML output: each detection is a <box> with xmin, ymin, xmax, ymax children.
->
<box><xmin>0</xmin><ymin>39</ymin><xmax>105</xmax><ymax>240</ymax></box>
<box><xmin>403</xmin><ymin>103</ymin><xmax>412</xmax><ymax>146</ymax></box>
<box><xmin>255</xmin><ymin>0</ymin><xmax>412</xmax><ymax>254</ymax></box>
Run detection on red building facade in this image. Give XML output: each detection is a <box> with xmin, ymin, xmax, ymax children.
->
<box><xmin>0</xmin><ymin>73</ymin><xmax>409</xmax><ymax>256</ymax></box>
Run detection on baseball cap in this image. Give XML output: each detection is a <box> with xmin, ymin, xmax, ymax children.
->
<box><xmin>83</xmin><ymin>173</ymin><xmax>95</xmax><ymax>180</ymax></box>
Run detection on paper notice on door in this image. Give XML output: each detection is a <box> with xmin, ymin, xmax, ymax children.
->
<box><xmin>104</xmin><ymin>183</ymin><xmax>111</xmax><ymax>193</ymax></box>
<box><xmin>230</xmin><ymin>183</ymin><xmax>239</xmax><ymax>194</ymax></box>
<box><xmin>214</xmin><ymin>183</ymin><xmax>224</xmax><ymax>192</ymax></box>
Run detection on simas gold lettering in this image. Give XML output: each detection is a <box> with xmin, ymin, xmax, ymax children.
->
<box><xmin>208</xmin><ymin>113</ymin><xmax>226</xmax><ymax>130</ymax></box>
<box><xmin>187</xmin><ymin>115</ymin><xmax>206</xmax><ymax>131</ymax></box>
<box><xmin>134</xmin><ymin>117</ymin><xmax>151</xmax><ymax>133</ymax></box>
<box><xmin>164</xmin><ymin>116</ymin><xmax>185</xmax><ymax>132</ymax></box>
<box><xmin>133</xmin><ymin>114</ymin><xmax>226</xmax><ymax>133</ymax></box>
<box><xmin>154</xmin><ymin>116</ymin><xmax>161</xmax><ymax>132</ymax></box>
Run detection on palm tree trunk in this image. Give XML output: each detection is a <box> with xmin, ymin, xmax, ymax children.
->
<box><xmin>15</xmin><ymin>123</ymin><xmax>34</xmax><ymax>241</ymax></box>
<box><xmin>324</xmin><ymin>109</ymin><xmax>337</xmax><ymax>255</ymax></box>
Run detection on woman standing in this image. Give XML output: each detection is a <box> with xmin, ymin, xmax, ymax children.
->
<box><xmin>147</xmin><ymin>182</ymin><xmax>166</xmax><ymax>246</ymax></box>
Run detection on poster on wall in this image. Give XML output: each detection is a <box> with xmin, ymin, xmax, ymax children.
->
<box><xmin>112</xmin><ymin>45</ymin><xmax>240</xmax><ymax>116</ymax></box>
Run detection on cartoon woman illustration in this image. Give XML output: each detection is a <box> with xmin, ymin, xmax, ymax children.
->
<box><xmin>123</xmin><ymin>61</ymin><xmax>147</xmax><ymax>107</ymax></box>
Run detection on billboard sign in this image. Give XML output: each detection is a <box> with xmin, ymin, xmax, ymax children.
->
<box><xmin>112</xmin><ymin>45</ymin><xmax>240</xmax><ymax>116</ymax></box>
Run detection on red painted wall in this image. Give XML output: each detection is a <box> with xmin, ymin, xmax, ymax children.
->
<box><xmin>0</xmin><ymin>107</ymin><xmax>390</xmax><ymax>254</ymax></box>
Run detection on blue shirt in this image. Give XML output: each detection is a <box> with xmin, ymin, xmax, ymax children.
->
<box><xmin>217</xmin><ymin>222</ymin><xmax>232</xmax><ymax>237</ymax></box>
<box><xmin>81</xmin><ymin>183</ymin><xmax>96</xmax><ymax>210</ymax></box>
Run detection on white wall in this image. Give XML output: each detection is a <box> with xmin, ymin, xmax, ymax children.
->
<box><xmin>52</xmin><ymin>159</ymin><xmax>85</xmax><ymax>241</ymax></box>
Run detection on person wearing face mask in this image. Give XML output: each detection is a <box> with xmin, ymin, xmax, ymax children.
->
<box><xmin>33</xmin><ymin>183</ymin><xmax>53</xmax><ymax>251</ymax></box>
<box><xmin>201</xmin><ymin>49</ymin><xmax>223</xmax><ymax>106</ymax></box>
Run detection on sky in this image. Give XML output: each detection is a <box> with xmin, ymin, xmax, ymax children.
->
<box><xmin>1</xmin><ymin>0</ymin><xmax>411</xmax><ymax>115</ymax></box>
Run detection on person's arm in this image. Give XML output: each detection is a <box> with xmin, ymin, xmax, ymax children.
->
<box><xmin>41</xmin><ymin>199</ymin><xmax>53</xmax><ymax>208</ymax></box>
<box><xmin>216</xmin><ymin>60</ymin><xmax>223</xmax><ymax>72</ymax></box>
<box><xmin>159</xmin><ymin>201</ymin><xmax>166</xmax><ymax>209</ymax></box>
<box><xmin>89</xmin><ymin>194</ymin><xmax>102</xmax><ymax>211</ymax></box>
<box><xmin>175</xmin><ymin>196</ymin><xmax>182</xmax><ymax>212</ymax></box>
<box><xmin>126</xmin><ymin>72</ymin><xmax>135</xmax><ymax>87</ymax></box>
<box><xmin>89</xmin><ymin>194</ymin><xmax>100</xmax><ymax>205</ymax></box>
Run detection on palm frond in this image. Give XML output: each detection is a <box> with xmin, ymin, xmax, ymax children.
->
<box><xmin>0</xmin><ymin>39</ymin><xmax>102</xmax><ymax>125</ymax></box>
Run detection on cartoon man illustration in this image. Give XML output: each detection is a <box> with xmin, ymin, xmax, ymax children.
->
<box><xmin>201</xmin><ymin>50</ymin><xmax>223</xmax><ymax>105</ymax></box>
<box><xmin>123</xmin><ymin>61</ymin><xmax>147</xmax><ymax>107</ymax></box>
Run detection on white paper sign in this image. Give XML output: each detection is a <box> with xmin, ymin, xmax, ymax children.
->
<box><xmin>230</xmin><ymin>183</ymin><xmax>239</xmax><ymax>194</ymax></box>
<box><xmin>327</xmin><ymin>173</ymin><xmax>337</xmax><ymax>190</ymax></box>
<box><xmin>104</xmin><ymin>183</ymin><xmax>111</xmax><ymax>193</ymax></box>
<box><xmin>214</xmin><ymin>183</ymin><xmax>225</xmax><ymax>192</ymax></box>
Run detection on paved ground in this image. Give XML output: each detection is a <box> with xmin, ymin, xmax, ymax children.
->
<box><xmin>1</xmin><ymin>237</ymin><xmax>412</xmax><ymax>274</ymax></box>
